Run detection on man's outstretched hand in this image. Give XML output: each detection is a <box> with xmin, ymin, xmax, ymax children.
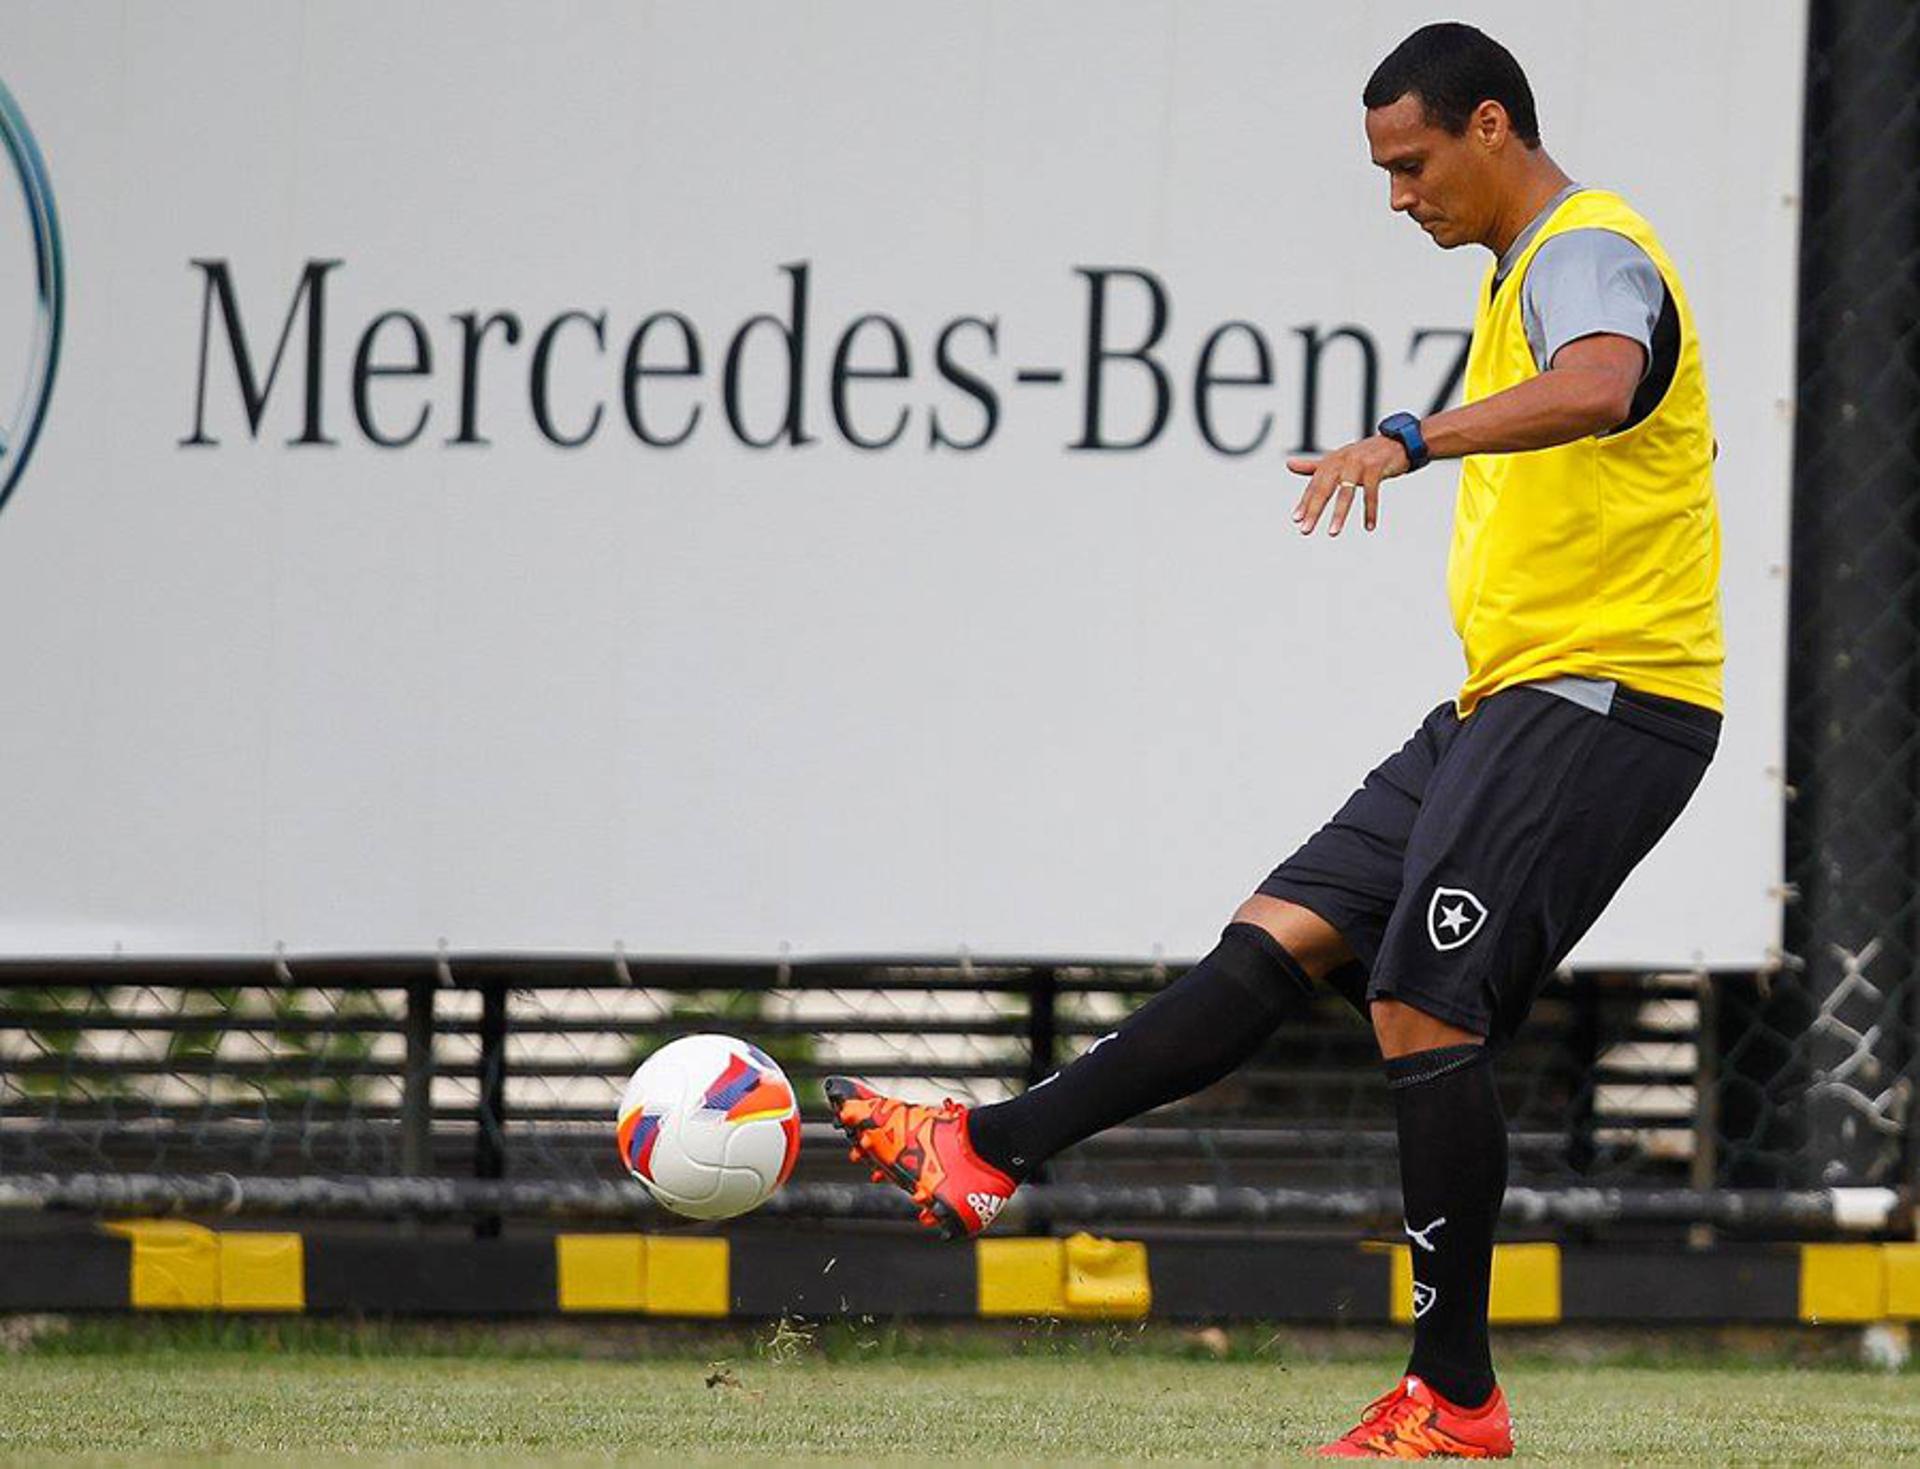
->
<box><xmin>1287</xmin><ymin>434</ymin><xmax>1413</xmax><ymax>536</ymax></box>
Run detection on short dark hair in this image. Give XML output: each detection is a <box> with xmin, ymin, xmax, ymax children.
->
<box><xmin>1363</xmin><ymin>22</ymin><xmax>1541</xmax><ymax>147</ymax></box>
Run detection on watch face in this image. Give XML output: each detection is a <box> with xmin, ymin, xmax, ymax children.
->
<box><xmin>1380</xmin><ymin>415</ymin><xmax>1424</xmax><ymax>466</ymax></box>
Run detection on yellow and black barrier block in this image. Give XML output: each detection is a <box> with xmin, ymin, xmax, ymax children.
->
<box><xmin>1559</xmin><ymin>1244</ymin><xmax>1796</xmax><ymax>1322</ymax></box>
<box><xmin>1389</xmin><ymin>1242</ymin><xmax>1561</xmax><ymax>1326</ymax></box>
<box><xmin>726</xmin><ymin>1232</ymin><xmax>968</xmax><ymax>1317</ymax></box>
<box><xmin>1142</xmin><ymin>1239</ymin><xmax>1387</xmax><ymax>1321</ymax></box>
<box><xmin>5</xmin><ymin>1224</ymin><xmax>1919</xmax><ymax>1324</ymax></box>
<box><xmin>977</xmin><ymin>1233</ymin><xmax>1150</xmax><ymax>1318</ymax></box>
<box><xmin>0</xmin><ymin>1229</ymin><xmax>137</xmax><ymax>1310</ymax></box>
<box><xmin>1799</xmin><ymin>1241</ymin><xmax>1920</xmax><ymax>1324</ymax></box>
<box><xmin>100</xmin><ymin>1220</ymin><xmax>303</xmax><ymax>1311</ymax></box>
<box><xmin>1889</xmin><ymin>1243</ymin><xmax>1920</xmax><ymax>1319</ymax></box>
<box><xmin>303</xmin><ymin>1234</ymin><xmax>553</xmax><ymax>1314</ymax></box>
<box><xmin>555</xmin><ymin>1234</ymin><xmax>730</xmax><ymax>1316</ymax></box>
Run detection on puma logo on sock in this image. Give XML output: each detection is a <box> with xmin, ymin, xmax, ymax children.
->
<box><xmin>1405</xmin><ymin>1216</ymin><xmax>1447</xmax><ymax>1253</ymax></box>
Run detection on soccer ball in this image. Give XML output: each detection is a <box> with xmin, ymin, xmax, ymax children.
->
<box><xmin>615</xmin><ymin>1033</ymin><xmax>801</xmax><ymax>1220</ymax></box>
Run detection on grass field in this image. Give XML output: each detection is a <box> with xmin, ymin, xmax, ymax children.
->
<box><xmin>2</xmin><ymin>1319</ymin><xmax>1917</xmax><ymax>1465</ymax></box>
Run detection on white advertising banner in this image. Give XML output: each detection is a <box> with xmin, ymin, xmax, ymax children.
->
<box><xmin>0</xmin><ymin>1</ymin><xmax>1799</xmax><ymax>962</ymax></box>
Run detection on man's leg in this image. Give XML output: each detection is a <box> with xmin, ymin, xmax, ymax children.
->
<box><xmin>829</xmin><ymin>700</ymin><xmax>1453</xmax><ymax>1239</ymax></box>
<box><xmin>1373</xmin><ymin>998</ymin><xmax>1506</xmax><ymax>1411</ymax></box>
<box><xmin>826</xmin><ymin>898</ymin><xmax>1357</xmax><ymax>1237</ymax></box>
<box><xmin>1320</xmin><ymin>685</ymin><xmax>1715</xmax><ymax>1455</ymax></box>
<box><xmin>967</xmin><ymin>898</ymin><xmax>1353</xmax><ymax>1177</ymax></box>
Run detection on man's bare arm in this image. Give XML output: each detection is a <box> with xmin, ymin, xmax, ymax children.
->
<box><xmin>1422</xmin><ymin>333</ymin><xmax>1644</xmax><ymax>458</ymax></box>
<box><xmin>1287</xmin><ymin>333</ymin><xmax>1645</xmax><ymax>536</ymax></box>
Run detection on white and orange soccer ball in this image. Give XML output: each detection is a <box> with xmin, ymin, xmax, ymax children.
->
<box><xmin>615</xmin><ymin>1033</ymin><xmax>801</xmax><ymax>1220</ymax></box>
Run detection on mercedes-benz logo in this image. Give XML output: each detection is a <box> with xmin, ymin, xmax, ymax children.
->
<box><xmin>0</xmin><ymin>77</ymin><xmax>62</xmax><ymax>517</ymax></box>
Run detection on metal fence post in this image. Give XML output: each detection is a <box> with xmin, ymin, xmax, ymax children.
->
<box><xmin>1690</xmin><ymin>971</ymin><xmax>1720</xmax><ymax>1192</ymax></box>
<box><xmin>401</xmin><ymin>976</ymin><xmax>435</xmax><ymax>1177</ymax></box>
<box><xmin>1782</xmin><ymin>0</ymin><xmax>1920</xmax><ymax>1187</ymax></box>
<box><xmin>474</xmin><ymin>980</ymin><xmax>509</xmax><ymax>1237</ymax></box>
<box><xmin>1020</xmin><ymin>966</ymin><xmax>1059</xmax><ymax>1191</ymax></box>
<box><xmin>1564</xmin><ymin>969</ymin><xmax>1600</xmax><ymax>1176</ymax></box>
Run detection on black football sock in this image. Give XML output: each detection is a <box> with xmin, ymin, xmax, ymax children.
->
<box><xmin>1387</xmin><ymin>1041</ymin><xmax>1508</xmax><ymax>1409</ymax></box>
<box><xmin>966</xmin><ymin>922</ymin><xmax>1312</xmax><ymax>1179</ymax></box>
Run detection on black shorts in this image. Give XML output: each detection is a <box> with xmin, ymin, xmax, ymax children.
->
<box><xmin>1257</xmin><ymin>683</ymin><xmax>1718</xmax><ymax>1041</ymax></box>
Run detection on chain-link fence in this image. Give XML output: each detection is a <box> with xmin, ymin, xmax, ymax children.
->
<box><xmin>0</xmin><ymin>954</ymin><xmax>1788</xmax><ymax>1216</ymax></box>
<box><xmin>1740</xmin><ymin>0</ymin><xmax>1920</xmax><ymax>1195</ymax></box>
<box><xmin>0</xmin><ymin>1</ymin><xmax>1915</xmax><ymax>1235</ymax></box>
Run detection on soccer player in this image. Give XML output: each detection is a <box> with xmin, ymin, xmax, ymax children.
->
<box><xmin>826</xmin><ymin>22</ymin><xmax>1722</xmax><ymax>1460</ymax></box>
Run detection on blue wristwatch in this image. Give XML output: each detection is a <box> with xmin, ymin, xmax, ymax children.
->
<box><xmin>1377</xmin><ymin>411</ymin><xmax>1431</xmax><ymax>471</ymax></box>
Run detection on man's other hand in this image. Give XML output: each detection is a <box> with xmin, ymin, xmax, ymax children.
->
<box><xmin>1287</xmin><ymin>434</ymin><xmax>1413</xmax><ymax>536</ymax></box>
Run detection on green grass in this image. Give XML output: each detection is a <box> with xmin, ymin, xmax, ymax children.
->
<box><xmin>2</xmin><ymin>1322</ymin><xmax>1917</xmax><ymax>1465</ymax></box>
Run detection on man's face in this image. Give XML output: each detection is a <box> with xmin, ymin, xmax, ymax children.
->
<box><xmin>1365</xmin><ymin>93</ymin><xmax>1492</xmax><ymax>250</ymax></box>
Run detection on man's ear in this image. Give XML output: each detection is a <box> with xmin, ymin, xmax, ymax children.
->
<box><xmin>1473</xmin><ymin>100</ymin><xmax>1508</xmax><ymax>150</ymax></box>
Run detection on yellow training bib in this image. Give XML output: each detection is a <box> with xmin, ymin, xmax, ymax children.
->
<box><xmin>1449</xmin><ymin>189</ymin><xmax>1724</xmax><ymax>716</ymax></box>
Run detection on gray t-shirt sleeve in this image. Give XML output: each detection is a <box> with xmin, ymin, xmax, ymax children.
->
<box><xmin>1521</xmin><ymin>229</ymin><xmax>1665</xmax><ymax>380</ymax></box>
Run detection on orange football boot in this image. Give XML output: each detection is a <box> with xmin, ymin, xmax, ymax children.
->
<box><xmin>1315</xmin><ymin>1376</ymin><xmax>1513</xmax><ymax>1459</ymax></box>
<box><xmin>822</xmin><ymin>1076</ymin><xmax>1017</xmax><ymax>1239</ymax></box>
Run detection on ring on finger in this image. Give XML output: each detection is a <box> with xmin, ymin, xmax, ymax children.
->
<box><xmin>1337</xmin><ymin>480</ymin><xmax>1359</xmax><ymax>492</ymax></box>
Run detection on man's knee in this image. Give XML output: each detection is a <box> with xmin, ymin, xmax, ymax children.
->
<box><xmin>1230</xmin><ymin>894</ymin><xmax>1352</xmax><ymax>982</ymax></box>
<box><xmin>1370</xmin><ymin>996</ymin><xmax>1483</xmax><ymax>1060</ymax></box>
